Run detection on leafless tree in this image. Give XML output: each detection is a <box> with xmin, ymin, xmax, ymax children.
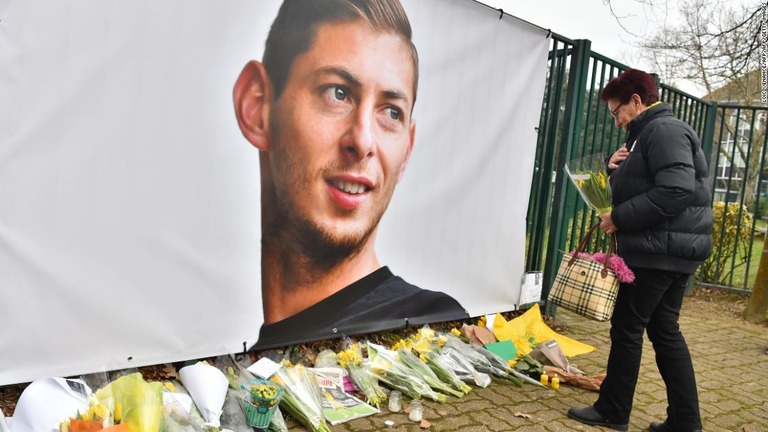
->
<box><xmin>606</xmin><ymin>0</ymin><xmax>763</xmax><ymax>99</ymax></box>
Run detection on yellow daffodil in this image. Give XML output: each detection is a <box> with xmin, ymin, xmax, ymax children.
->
<box><xmin>419</xmin><ymin>327</ymin><xmax>435</xmax><ymax>339</ymax></box>
<box><xmin>450</xmin><ymin>328</ymin><xmax>462</xmax><ymax>337</ymax></box>
<box><xmin>163</xmin><ymin>381</ymin><xmax>176</xmax><ymax>392</ymax></box>
<box><xmin>337</xmin><ymin>350</ymin><xmax>351</xmax><ymax>368</ymax></box>
<box><xmin>437</xmin><ymin>335</ymin><xmax>447</xmax><ymax>348</ymax></box>
<box><xmin>250</xmin><ymin>382</ymin><xmax>281</xmax><ymax>406</ymax></box>
<box><xmin>412</xmin><ymin>338</ymin><xmax>433</xmax><ymax>354</ymax></box>
<box><xmin>114</xmin><ymin>402</ymin><xmax>122</xmax><ymax>423</ymax></box>
<box><xmin>391</xmin><ymin>339</ymin><xmax>409</xmax><ymax>352</ymax></box>
<box><xmin>92</xmin><ymin>403</ymin><xmax>110</xmax><ymax>420</ymax></box>
<box><xmin>597</xmin><ymin>171</ymin><xmax>607</xmax><ymax>189</ymax></box>
<box><xmin>338</xmin><ymin>347</ymin><xmax>362</xmax><ymax>368</ymax></box>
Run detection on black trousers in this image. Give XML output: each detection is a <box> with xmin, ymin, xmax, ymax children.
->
<box><xmin>593</xmin><ymin>267</ymin><xmax>702</xmax><ymax>430</ymax></box>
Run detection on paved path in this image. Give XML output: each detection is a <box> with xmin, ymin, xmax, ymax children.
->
<box><xmin>319</xmin><ymin>305</ymin><xmax>768</xmax><ymax>432</ymax></box>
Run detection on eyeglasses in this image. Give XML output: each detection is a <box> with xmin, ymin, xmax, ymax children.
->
<box><xmin>610</xmin><ymin>102</ymin><xmax>626</xmax><ymax>119</ymax></box>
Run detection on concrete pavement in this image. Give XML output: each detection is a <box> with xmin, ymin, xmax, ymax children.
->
<box><xmin>325</xmin><ymin>303</ymin><xmax>768</xmax><ymax>432</ymax></box>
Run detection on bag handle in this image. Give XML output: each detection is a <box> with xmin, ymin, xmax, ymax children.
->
<box><xmin>568</xmin><ymin>221</ymin><xmax>617</xmax><ymax>279</ymax></box>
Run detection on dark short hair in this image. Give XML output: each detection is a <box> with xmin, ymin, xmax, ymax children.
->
<box><xmin>600</xmin><ymin>69</ymin><xmax>659</xmax><ymax>105</ymax></box>
<box><xmin>263</xmin><ymin>0</ymin><xmax>419</xmax><ymax>105</ymax></box>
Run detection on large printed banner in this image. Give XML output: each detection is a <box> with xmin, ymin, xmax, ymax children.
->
<box><xmin>0</xmin><ymin>0</ymin><xmax>549</xmax><ymax>385</ymax></box>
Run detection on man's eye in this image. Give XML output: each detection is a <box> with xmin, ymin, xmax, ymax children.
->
<box><xmin>386</xmin><ymin>107</ymin><xmax>402</xmax><ymax>121</ymax></box>
<box><xmin>332</xmin><ymin>86</ymin><xmax>347</xmax><ymax>101</ymax></box>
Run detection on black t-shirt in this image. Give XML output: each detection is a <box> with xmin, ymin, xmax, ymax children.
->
<box><xmin>252</xmin><ymin>266</ymin><xmax>468</xmax><ymax>350</ymax></box>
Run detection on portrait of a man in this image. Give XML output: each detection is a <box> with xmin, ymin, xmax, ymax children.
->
<box><xmin>233</xmin><ymin>0</ymin><xmax>468</xmax><ymax>349</ymax></box>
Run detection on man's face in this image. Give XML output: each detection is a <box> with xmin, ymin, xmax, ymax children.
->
<box><xmin>266</xmin><ymin>19</ymin><xmax>416</xmax><ymax>258</ymax></box>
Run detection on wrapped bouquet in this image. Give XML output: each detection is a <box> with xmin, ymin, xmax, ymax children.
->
<box><xmin>565</xmin><ymin>153</ymin><xmax>612</xmax><ymax>214</ymax></box>
<box><xmin>337</xmin><ymin>339</ymin><xmax>387</xmax><ymax>408</ymax></box>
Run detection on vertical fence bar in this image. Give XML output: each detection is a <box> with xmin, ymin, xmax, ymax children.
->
<box><xmin>542</xmin><ymin>39</ymin><xmax>591</xmax><ymax>313</ymax></box>
<box><xmin>726</xmin><ymin>108</ymin><xmax>747</xmax><ymax>287</ymax></box>
<box><xmin>744</xmin><ymin>109</ymin><xmax>763</xmax><ymax>290</ymax></box>
<box><xmin>701</xmin><ymin>103</ymin><xmax>717</xmax><ymax>158</ymax></box>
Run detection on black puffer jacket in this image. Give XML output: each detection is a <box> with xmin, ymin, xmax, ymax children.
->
<box><xmin>608</xmin><ymin>102</ymin><xmax>712</xmax><ymax>274</ymax></box>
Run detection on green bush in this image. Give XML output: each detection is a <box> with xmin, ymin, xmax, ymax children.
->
<box><xmin>697</xmin><ymin>202</ymin><xmax>754</xmax><ymax>285</ymax></box>
<box><xmin>757</xmin><ymin>198</ymin><xmax>768</xmax><ymax>220</ymax></box>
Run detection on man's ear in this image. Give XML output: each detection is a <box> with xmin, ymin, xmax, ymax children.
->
<box><xmin>397</xmin><ymin>121</ymin><xmax>416</xmax><ymax>182</ymax></box>
<box><xmin>233</xmin><ymin>60</ymin><xmax>272</xmax><ymax>151</ymax></box>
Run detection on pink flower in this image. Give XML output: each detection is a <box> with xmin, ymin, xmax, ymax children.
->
<box><xmin>569</xmin><ymin>250</ymin><xmax>635</xmax><ymax>283</ymax></box>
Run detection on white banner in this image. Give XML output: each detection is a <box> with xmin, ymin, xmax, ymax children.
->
<box><xmin>0</xmin><ymin>0</ymin><xmax>548</xmax><ymax>385</ymax></box>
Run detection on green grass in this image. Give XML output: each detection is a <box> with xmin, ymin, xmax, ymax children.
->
<box><xmin>721</xmin><ymin>233</ymin><xmax>764</xmax><ymax>290</ymax></box>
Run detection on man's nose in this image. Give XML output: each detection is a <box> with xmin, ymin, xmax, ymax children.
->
<box><xmin>341</xmin><ymin>109</ymin><xmax>375</xmax><ymax>160</ymax></box>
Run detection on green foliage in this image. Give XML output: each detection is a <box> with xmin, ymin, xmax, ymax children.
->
<box><xmin>756</xmin><ymin>198</ymin><xmax>768</xmax><ymax>220</ymax></box>
<box><xmin>513</xmin><ymin>355</ymin><xmax>543</xmax><ymax>378</ymax></box>
<box><xmin>697</xmin><ymin>202</ymin><xmax>754</xmax><ymax>286</ymax></box>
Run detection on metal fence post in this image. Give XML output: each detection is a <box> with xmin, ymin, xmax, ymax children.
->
<box><xmin>700</xmin><ymin>102</ymin><xmax>718</xmax><ymax>194</ymax></box>
<box><xmin>542</xmin><ymin>39</ymin><xmax>592</xmax><ymax>317</ymax></box>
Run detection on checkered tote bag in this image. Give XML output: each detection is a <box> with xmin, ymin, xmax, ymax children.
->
<box><xmin>548</xmin><ymin>222</ymin><xmax>619</xmax><ymax>322</ymax></box>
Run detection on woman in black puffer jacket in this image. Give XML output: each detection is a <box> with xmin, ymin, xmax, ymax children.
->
<box><xmin>567</xmin><ymin>69</ymin><xmax>712</xmax><ymax>432</ymax></box>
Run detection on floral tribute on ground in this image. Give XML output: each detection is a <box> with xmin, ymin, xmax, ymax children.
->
<box><xmin>6</xmin><ymin>312</ymin><xmax>604</xmax><ymax>432</ymax></box>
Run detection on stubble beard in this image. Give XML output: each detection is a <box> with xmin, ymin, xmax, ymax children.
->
<box><xmin>293</xmin><ymin>209</ymin><xmax>377</xmax><ymax>271</ymax></box>
<box><xmin>268</xmin><ymin>169</ymin><xmax>384</xmax><ymax>274</ymax></box>
<box><xmin>264</xmin><ymin>121</ymin><xmax>390</xmax><ymax>276</ymax></box>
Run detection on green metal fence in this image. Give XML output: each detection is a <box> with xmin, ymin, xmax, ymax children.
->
<box><xmin>527</xmin><ymin>34</ymin><xmax>768</xmax><ymax>302</ymax></box>
<box><xmin>702</xmin><ymin>105</ymin><xmax>768</xmax><ymax>292</ymax></box>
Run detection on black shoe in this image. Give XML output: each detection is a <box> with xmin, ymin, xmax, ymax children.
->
<box><xmin>649</xmin><ymin>420</ymin><xmax>702</xmax><ymax>432</ymax></box>
<box><xmin>567</xmin><ymin>406</ymin><xmax>628</xmax><ymax>431</ymax></box>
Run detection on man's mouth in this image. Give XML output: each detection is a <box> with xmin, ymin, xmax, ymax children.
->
<box><xmin>330</xmin><ymin>179</ymin><xmax>370</xmax><ymax>195</ymax></box>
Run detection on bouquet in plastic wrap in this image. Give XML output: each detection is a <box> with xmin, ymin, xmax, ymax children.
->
<box><xmin>59</xmin><ymin>372</ymin><xmax>164</xmax><ymax>432</ymax></box>
<box><xmin>394</xmin><ymin>348</ymin><xmax>464</xmax><ymax>398</ymax></box>
<box><xmin>271</xmin><ymin>363</ymin><xmax>330</xmax><ymax>432</ymax></box>
<box><xmin>366</xmin><ymin>342</ymin><xmax>446</xmax><ymax>403</ymax></box>
<box><xmin>440</xmin><ymin>332</ymin><xmax>527</xmax><ymax>386</ymax></box>
<box><xmin>565</xmin><ymin>153</ymin><xmax>612</xmax><ymax>213</ymax></box>
<box><xmin>407</xmin><ymin>327</ymin><xmax>471</xmax><ymax>395</ymax></box>
<box><xmin>337</xmin><ymin>339</ymin><xmax>387</xmax><ymax>408</ymax></box>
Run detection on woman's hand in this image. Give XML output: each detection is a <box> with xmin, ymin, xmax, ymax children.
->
<box><xmin>599</xmin><ymin>212</ymin><xmax>617</xmax><ymax>234</ymax></box>
<box><xmin>608</xmin><ymin>145</ymin><xmax>629</xmax><ymax>170</ymax></box>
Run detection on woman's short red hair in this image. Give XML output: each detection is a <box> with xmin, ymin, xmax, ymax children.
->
<box><xmin>600</xmin><ymin>69</ymin><xmax>659</xmax><ymax>105</ymax></box>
